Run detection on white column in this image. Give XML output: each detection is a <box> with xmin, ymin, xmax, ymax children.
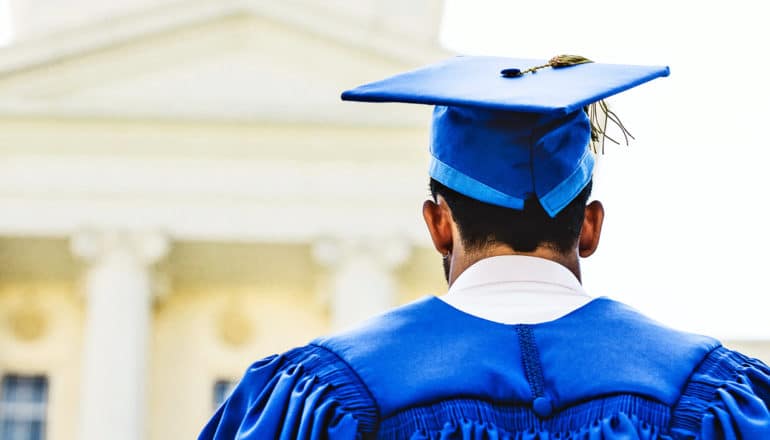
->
<box><xmin>71</xmin><ymin>230</ymin><xmax>168</xmax><ymax>440</ymax></box>
<box><xmin>314</xmin><ymin>238</ymin><xmax>410</xmax><ymax>330</ymax></box>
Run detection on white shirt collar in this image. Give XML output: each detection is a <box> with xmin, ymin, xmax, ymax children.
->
<box><xmin>439</xmin><ymin>255</ymin><xmax>592</xmax><ymax>324</ymax></box>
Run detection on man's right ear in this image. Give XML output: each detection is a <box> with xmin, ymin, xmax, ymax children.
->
<box><xmin>422</xmin><ymin>198</ymin><xmax>454</xmax><ymax>257</ymax></box>
<box><xmin>578</xmin><ymin>200</ymin><xmax>605</xmax><ymax>258</ymax></box>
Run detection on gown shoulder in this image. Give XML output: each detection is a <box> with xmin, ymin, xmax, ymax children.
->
<box><xmin>671</xmin><ymin>345</ymin><xmax>770</xmax><ymax>439</ymax></box>
<box><xmin>198</xmin><ymin>344</ymin><xmax>378</xmax><ymax>439</ymax></box>
<box><xmin>199</xmin><ymin>297</ymin><xmax>770</xmax><ymax>439</ymax></box>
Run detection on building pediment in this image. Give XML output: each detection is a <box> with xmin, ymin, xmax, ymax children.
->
<box><xmin>0</xmin><ymin>0</ymin><xmax>447</xmax><ymax>124</ymax></box>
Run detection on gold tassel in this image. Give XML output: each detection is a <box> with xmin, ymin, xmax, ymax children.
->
<box><xmin>500</xmin><ymin>54</ymin><xmax>593</xmax><ymax>78</ymax></box>
<box><xmin>548</xmin><ymin>54</ymin><xmax>593</xmax><ymax>68</ymax></box>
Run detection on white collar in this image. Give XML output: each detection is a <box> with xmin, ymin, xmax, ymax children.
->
<box><xmin>439</xmin><ymin>255</ymin><xmax>592</xmax><ymax>324</ymax></box>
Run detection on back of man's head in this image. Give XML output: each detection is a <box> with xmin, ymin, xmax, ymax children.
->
<box><xmin>429</xmin><ymin>179</ymin><xmax>593</xmax><ymax>255</ymax></box>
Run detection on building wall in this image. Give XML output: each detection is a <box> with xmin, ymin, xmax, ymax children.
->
<box><xmin>152</xmin><ymin>242</ymin><xmax>322</xmax><ymax>439</ymax></box>
<box><xmin>149</xmin><ymin>241</ymin><xmax>447</xmax><ymax>439</ymax></box>
<box><xmin>150</xmin><ymin>289</ymin><xmax>330</xmax><ymax>439</ymax></box>
<box><xmin>0</xmin><ymin>239</ymin><xmax>79</xmax><ymax>438</ymax></box>
<box><xmin>0</xmin><ymin>285</ymin><xmax>82</xmax><ymax>440</ymax></box>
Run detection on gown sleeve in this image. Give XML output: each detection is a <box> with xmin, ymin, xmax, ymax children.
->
<box><xmin>671</xmin><ymin>346</ymin><xmax>770</xmax><ymax>439</ymax></box>
<box><xmin>198</xmin><ymin>344</ymin><xmax>378</xmax><ymax>440</ymax></box>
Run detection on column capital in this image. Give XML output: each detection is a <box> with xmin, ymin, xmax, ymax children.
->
<box><xmin>312</xmin><ymin>237</ymin><xmax>411</xmax><ymax>270</ymax></box>
<box><xmin>71</xmin><ymin>229</ymin><xmax>169</xmax><ymax>266</ymax></box>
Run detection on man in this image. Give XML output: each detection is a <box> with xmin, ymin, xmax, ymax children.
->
<box><xmin>199</xmin><ymin>56</ymin><xmax>770</xmax><ymax>439</ymax></box>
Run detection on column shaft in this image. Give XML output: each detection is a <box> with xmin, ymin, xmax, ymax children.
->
<box><xmin>73</xmin><ymin>231</ymin><xmax>167</xmax><ymax>440</ymax></box>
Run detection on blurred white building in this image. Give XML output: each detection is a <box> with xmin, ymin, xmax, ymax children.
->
<box><xmin>0</xmin><ymin>1</ymin><xmax>448</xmax><ymax>439</ymax></box>
<box><xmin>1</xmin><ymin>1</ymin><xmax>768</xmax><ymax>440</ymax></box>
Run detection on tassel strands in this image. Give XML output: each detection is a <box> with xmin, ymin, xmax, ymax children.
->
<box><xmin>587</xmin><ymin>100</ymin><xmax>634</xmax><ymax>154</ymax></box>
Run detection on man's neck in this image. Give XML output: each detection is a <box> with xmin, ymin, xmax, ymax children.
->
<box><xmin>448</xmin><ymin>245</ymin><xmax>581</xmax><ymax>287</ymax></box>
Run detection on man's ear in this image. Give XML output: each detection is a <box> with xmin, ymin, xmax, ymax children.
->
<box><xmin>422</xmin><ymin>197</ymin><xmax>454</xmax><ymax>256</ymax></box>
<box><xmin>578</xmin><ymin>200</ymin><xmax>605</xmax><ymax>258</ymax></box>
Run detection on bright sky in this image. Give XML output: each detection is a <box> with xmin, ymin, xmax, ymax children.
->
<box><xmin>0</xmin><ymin>0</ymin><xmax>12</xmax><ymax>47</ymax></box>
<box><xmin>442</xmin><ymin>0</ymin><xmax>770</xmax><ymax>339</ymax></box>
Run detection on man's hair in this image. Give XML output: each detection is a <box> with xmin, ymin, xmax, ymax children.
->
<box><xmin>429</xmin><ymin>179</ymin><xmax>593</xmax><ymax>254</ymax></box>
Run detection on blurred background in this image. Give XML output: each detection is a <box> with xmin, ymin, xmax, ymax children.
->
<box><xmin>0</xmin><ymin>1</ymin><xmax>767</xmax><ymax>439</ymax></box>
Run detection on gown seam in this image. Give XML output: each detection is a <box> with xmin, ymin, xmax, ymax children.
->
<box><xmin>308</xmin><ymin>342</ymin><xmax>383</xmax><ymax>425</ymax></box>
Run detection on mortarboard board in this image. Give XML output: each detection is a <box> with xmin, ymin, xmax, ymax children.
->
<box><xmin>341</xmin><ymin>55</ymin><xmax>669</xmax><ymax>216</ymax></box>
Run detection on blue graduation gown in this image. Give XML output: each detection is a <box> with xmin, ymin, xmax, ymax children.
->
<box><xmin>199</xmin><ymin>297</ymin><xmax>770</xmax><ymax>439</ymax></box>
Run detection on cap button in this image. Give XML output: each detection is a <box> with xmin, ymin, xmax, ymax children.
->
<box><xmin>500</xmin><ymin>68</ymin><xmax>523</xmax><ymax>78</ymax></box>
<box><xmin>532</xmin><ymin>396</ymin><xmax>553</xmax><ymax>418</ymax></box>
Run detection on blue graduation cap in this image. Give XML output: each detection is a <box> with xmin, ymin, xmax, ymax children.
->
<box><xmin>341</xmin><ymin>55</ymin><xmax>669</xmax><ymax>216</ymax></box>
